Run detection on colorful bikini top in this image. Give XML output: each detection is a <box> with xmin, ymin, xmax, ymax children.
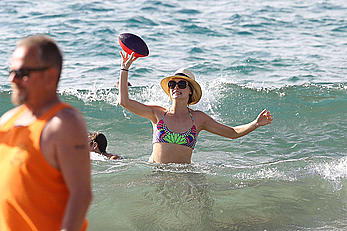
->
<box><xmin>152</xmin><ymin>110</ymin><xmax>197</xmax><ymax>149</ymax></box>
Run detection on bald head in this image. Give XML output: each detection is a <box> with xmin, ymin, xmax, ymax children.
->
<box><xmin>17</xmin><ymin>35</ymin><xmax>63</xmax><ymax>82</ymax></box>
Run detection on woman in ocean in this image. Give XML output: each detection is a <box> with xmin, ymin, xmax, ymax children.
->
<box><xmin>118</xmin><ymin>52</ymin><xmax>273</xmax><ymax>164</ymax></box>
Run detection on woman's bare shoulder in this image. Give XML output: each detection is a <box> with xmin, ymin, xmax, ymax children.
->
<box><xmin>148</xmin><ymin>105</ymin><xmax>168</xmax><ymax>123</ymax></box>
<box><xmin>190</xmin><ymin>109</ymin><xmax>209</xmax><ymax>118</ymax></box>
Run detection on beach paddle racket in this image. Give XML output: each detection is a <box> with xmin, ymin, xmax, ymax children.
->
<box><xmin>118</xmin><ymin>33</ymin><xmax>149</xmax><ymax>58</ymax></box>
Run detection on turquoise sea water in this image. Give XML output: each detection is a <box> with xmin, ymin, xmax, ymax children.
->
<box><xmin>1</xmin><ymin>0</ymin><xmax>347</xmax><ymax>230</ymax></box>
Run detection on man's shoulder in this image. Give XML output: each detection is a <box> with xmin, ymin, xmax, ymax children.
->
<box><xmin>44</xmin><ymin>105</ymin><xmax>86</xmax><ymax>136</ymax></box>
<box><xmin>0</xmin><ymin>106</ymin><xmax>22</xmax><ymax>126</ymax></box>
<box><xmin>56</xmin><ymin>106</ymin><xmax>83</xmax><ymax>121</ymax></box>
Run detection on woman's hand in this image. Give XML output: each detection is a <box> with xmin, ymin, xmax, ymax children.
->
<box><xmin>120</xmin><ymin>51</ymin><xmax>138</xmax><ymax>70</ymax></box>
<box><xmin>255</xmin><ymin>109</ymin><xmax>273</xmax><ymax>127</ymax></box>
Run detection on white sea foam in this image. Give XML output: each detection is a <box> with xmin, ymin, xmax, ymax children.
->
<box><xmin>311</xmin><ymin>157</ymin><xmax>347</xmax><ymax>182</ymax></box>
<box><xmin>90</xmin><ymin>151</ymin><xmax>107</xmax><ymax>161</ymax></box>
<box><xmin>59</xmin><ymin>85</ymin><xmax>119</xmax><ymax>106</ymax></box>
<box><xmin>59</xmin><ymin>77</ymin><xmax>231</xmax><ymax>121</ymax></box>
<box><xmin>234</xmin><ymin>166</ymin><xmax>296</xmax><ymax>182</ymax></box>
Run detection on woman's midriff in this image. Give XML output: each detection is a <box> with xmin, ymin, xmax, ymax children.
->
<box><xmin>149</xmin><ymin>143</ymin><xmax>193</xmax><ymax>164</ymax></box>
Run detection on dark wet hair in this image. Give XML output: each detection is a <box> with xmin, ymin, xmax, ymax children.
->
<box><xmin>89</xmin><ymin>132</ymin><xmax>107</xmax><ymax>153</ymax></box>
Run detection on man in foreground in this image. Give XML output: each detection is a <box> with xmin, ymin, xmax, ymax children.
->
<box><xmin>0</xmin><ymin>35</ymin><xmax>92</xmax><ymax>231</ymax></box>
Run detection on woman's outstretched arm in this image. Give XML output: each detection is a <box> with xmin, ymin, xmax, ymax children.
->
<box><xmin>199</xmin><ymin>109</ymin><xmax>273</xmax><ymax>139</ymax></box>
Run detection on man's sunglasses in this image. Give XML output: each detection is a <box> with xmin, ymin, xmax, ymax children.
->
<box><xmin>168</xmin><ymin>80</ymin><xmax>188</xmax><ymax>89</ymax></box>
<box><xmin>9</xmin><ymin>66</ymin><xmax>51</xmax><ymax>79</ymax></box>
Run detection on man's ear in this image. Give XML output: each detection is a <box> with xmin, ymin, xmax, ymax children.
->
<box><xmin>45</xmin><ymin>67</ymin><xmax>59</xmax><ymax>88</ymax></box>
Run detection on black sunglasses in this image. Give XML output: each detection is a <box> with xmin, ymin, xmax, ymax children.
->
<box><xmin>168</xmin><ymin>80</ymin><xmax>187</xmax><ymax>89</ymax></box>
<box><xmin>9</xmin><ymin>66</ymin><xmax>51</xmax><ymax>79</ymax></box>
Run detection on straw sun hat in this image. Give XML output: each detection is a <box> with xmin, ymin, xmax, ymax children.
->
<box><xmin>160</xmin><ymin>68</ymin><xmax>202</xmax><ymax>105</ymax></box>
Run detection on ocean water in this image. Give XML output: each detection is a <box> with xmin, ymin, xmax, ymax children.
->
<box><xmin>1</xmin><ymin>0</ymin><xmax>347</xmax><ymax>230</ymax></box>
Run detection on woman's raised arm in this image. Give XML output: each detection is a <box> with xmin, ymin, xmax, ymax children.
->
<box><xmin>118</xmin><ymin>52</ymin><xmax>161</xmax><ymax>124</ymax></box>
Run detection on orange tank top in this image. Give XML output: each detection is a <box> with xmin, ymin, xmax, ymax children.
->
<box><xmin>0</xmin><ymin>103</ymin><xmax>88</xmax><ymax>231</ymax></box>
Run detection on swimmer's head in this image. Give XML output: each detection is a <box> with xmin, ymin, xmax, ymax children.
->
<box><xmin>88</xmin><ymin>132</ymin><xmax>107</xmax><ymax>153</ymax></box>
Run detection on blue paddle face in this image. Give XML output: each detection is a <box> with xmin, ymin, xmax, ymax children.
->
<box><xmin>119</xmin><ymin>33</ymin><xmax>149</xmax><ymax>57</ymax></box>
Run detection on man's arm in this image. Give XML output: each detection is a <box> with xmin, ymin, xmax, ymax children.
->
<box><xmin>43</xmin><ymin>108</ymin><xmax>92</xmax><ymax>231</ymax></box>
